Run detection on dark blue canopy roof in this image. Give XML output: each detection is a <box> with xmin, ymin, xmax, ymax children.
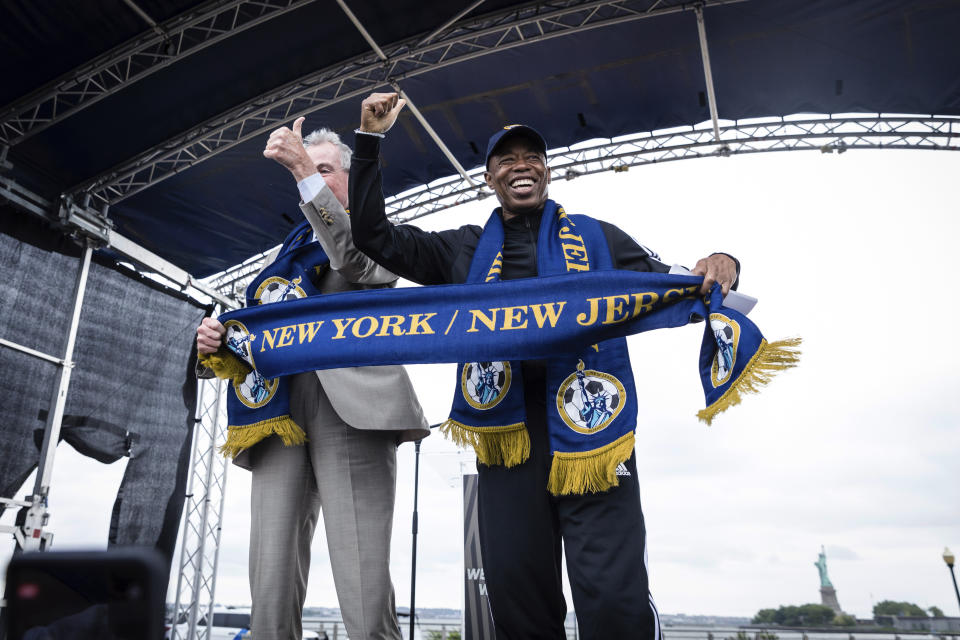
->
<box><xmin>2</xmin><ymin>0</ymin><xmax>958</xmax><ymax>276</ymax></box>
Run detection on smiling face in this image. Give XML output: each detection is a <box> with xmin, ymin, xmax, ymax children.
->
<box><xmin>483</xmin><ymin>136</ymin><xmax>551</xmax><ymax>219</ymax></box>
<box><xmin>306</xmin><ymin>141</ymin><xmax>349</xmax><ymax>209</ymax></box>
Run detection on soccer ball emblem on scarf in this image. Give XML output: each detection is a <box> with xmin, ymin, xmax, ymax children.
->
<box><xmin>556</xmin><ymin>360</ymin><xmax>626</xmax><ymax>435</ymax></box>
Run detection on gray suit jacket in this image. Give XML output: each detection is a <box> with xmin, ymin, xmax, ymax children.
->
<box><xmin>228</xmin><ymin>186</ymin><xmax>429</xmax><ymax>469</ymax></box>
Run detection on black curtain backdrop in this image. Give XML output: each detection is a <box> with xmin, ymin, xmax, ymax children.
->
<box><xmin>0</xmin><ymin>208</ymin><xmax>208</xmax><ymax>576</ymax></box>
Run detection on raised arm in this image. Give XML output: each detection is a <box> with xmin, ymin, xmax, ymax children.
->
<box><xmin>349</xmin><ymin>92</ymin><xmax>478</xmax><ymax>285</ymax></box>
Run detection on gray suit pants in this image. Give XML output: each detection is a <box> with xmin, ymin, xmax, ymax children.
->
<box><xmin>248</xmin><ymin>372</ymin><xmax>401</xmax><ymax>640</ymax></box>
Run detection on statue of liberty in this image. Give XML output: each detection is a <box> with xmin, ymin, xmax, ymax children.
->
<box><xmin>576</xmin><ymin>368</ymin><xmax>612</xmax><ymax>430</ymax></box>
<box><xmin>473</xmin><ymin>362</ymin><xmax>501</xmax><ymax>405</ymax></box>
<box><xmin>814</xmin><ymin>545</ymin><xmax>833</xmax><ymax>588</ymax></box>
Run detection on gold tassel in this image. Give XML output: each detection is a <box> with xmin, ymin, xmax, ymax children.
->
<box><xmin>218</xmin><ymin>415</ymin><xmax>307</xmax><ymax>458</ymax></box>
<box><xmin>439</xmin><ymin>419</ymin><xmax>530</xmax><ymax>467</ymax></box>
<box><xmin>198</xmin><ymin>349</ymin><xmax>250</xmax><ymax>383</ymax></box>
<box><xmin>547</xmin><ymin>431</ymin><xmax>635</xmax><ymax>496</ymax></box>
<box><xmin>697</xmin><ymin>337</ymin><xmax>802</xmax><ymax>426</ymax></box>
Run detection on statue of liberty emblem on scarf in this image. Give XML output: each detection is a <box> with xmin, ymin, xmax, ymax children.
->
<box><xmin>709</xmin><ymin>313</ymin><xmax>741</xmax><ymax>387</ymax></box>
<box><xmin>224</xmin><ymin>321</ymin><xmax>278</xmax><ymax>409</ymax></box>
<box><xmin>461</xmin><ymin>361</ymin><xmax>512</xmax><ymax>410</ymax></box>
<box><xmin>556</xmin><ymin>360</ymin><xmax>626</xmax><ymax>435</ymax></box>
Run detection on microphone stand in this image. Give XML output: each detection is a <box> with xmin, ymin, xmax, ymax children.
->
<box><xmin>409</xmin><ymin>437</ymin><xmax>421</xmax><ymax>640</ymax></box>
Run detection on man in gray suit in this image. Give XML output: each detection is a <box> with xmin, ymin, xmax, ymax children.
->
<box><xmin>196</xmin><ymin>117</ymin><xmax>429</xmax><ymax>640</ymax></box>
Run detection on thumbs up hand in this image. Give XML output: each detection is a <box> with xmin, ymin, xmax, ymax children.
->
<box><xmin>264</xmin><ymin>116</ymin><xmax>316</xmax><ymax>182</ymax></box>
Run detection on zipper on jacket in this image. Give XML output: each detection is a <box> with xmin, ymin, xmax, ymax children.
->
<box><xmin>524</xmin><ymin>215</ymin><xmax>538</xmax><ymax>275</ymax></box>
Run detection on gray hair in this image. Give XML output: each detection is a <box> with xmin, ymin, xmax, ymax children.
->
<box><xmin>302</xmin><ymin>128</ymin><xmax>352</xmax><ymax>171</ymax></box>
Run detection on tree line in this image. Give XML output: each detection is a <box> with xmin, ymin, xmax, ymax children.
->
<box><xmin>752</xmin><ymin>601</ymin><xmax>946</xmax><ymax>626</ymax></box>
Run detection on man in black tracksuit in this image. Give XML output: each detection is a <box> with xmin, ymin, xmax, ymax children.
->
<box><xmin>349</xmin><ymin>92</ymin><xmax>740</xmax><ymax>640</ymax></box>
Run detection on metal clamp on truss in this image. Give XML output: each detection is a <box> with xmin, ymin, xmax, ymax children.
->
<box><xmin>0</xmin><ymin>494</ymin><xmax>55</xmax><ymax>551</ymax></box>
<box><xmin>58</xmin><ymin>193</ymin><xmax>113</xmax><ymax>246</ymax></box>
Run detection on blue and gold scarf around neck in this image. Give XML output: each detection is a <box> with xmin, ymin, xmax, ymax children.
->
<box><xmin>199</xmin><ymin>220</ymin><xmax>328</xmax><ymax>457</ymax></box>
<box><xmin>444</xmin><ymin>200</ymin><xmax>644</xmax><ymax>494</ymax></box>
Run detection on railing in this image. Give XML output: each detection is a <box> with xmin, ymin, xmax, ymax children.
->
<box><xmin>301</xmin><ymin>618</ymin><xmax>580</xmax><ymax>639</ymax></box>
<box><xmin>663</xmin><ymin>627</ymin><xmax>958</xmax><ymax>640</ymax></box>
<box><xmin>297</xmin><ymin>620</ymin><xmax>960</xmax><ymax>640</ymax></box>
<box><xmin>303</xmin><ymin>619</ymin><xmax>463</xmax><ymax>639</ymax></box>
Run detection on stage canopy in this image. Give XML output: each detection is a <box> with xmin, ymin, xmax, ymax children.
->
<box><xmin>2</xmin><ymin>0</ymin><xmax>958</xmax><ymax>277</ymax></box>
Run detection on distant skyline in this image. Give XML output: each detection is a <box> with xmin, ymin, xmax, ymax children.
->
<box><xmin>2</xmin><ymin>146</ymin><xmax>959</xmax><ymax>619</ymax></box>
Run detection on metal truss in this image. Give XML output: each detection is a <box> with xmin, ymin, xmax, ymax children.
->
<box><xmin>384</xmin><ymin>115</ymin><xmax>960</xmax><ymax>223</ymax></box>
<box><xmin>71</xmin><ymin>0</ymin><xmax>741</xmax><ymax>206</ymax></box>
<box><xmin>169</xmin><ymin>376</ymin><xmax>230</xmax><ymax>640</ymax></box>
<box><xmin>175</xmin><ymin>114</ymin><xmax>960</xmax><ymax>291</ymax></box>
<box><xmin>0</xmin><ymin>0</ymin><xmax>316</xmax><ymax>145</ymax></box>
<box><xmin>200</xmin><ymin>248</ymin><xmax>272</xmax><ymax>299</ymax></box>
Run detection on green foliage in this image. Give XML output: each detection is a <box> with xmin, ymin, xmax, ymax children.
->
<box><xmin>754</xmin><ymin>610</ymin><xmax>778</xmax><ymax>624</ymax></box>
<box><xmin>750</xmin><ymin>604</ymin><xmax>836</xmax><ymax>627</ymax></box>
<box><xmin>426</xmin><ymin>631</ymin><xmax>461</xmax><ymax>640</ymax></box>
<box><xmin>873</xmin><ymin>601</ymin><xmax>928</xmax><ymax>617</ymax></box>
<box><xmin>834</xmin><ymin>614</ymin><xmax>857</xmax><ymax>626</ymax></box>
<box><xmin>929</xmin><ymin>606</ymin><xmax>945</xmax><ymax>617</ymax></box>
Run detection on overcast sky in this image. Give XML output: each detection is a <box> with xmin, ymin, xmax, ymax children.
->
<box><xmin>3</xmin><ymin>145</ymin><xmax>959</xmax><ymax>621</ymax></box>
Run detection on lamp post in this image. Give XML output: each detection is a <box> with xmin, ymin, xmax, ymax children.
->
<box><xmin>944</xmin><ymin>547</ymin><xmax>960</xmax><ymax>614</ymax></box>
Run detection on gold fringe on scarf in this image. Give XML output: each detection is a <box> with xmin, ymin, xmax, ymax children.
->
<box><xmin>218</xmin><ymin>415</ymin><xmax>307</xmax><ymax>458</ymax></box>
<box><xmin>697</xmin><ymin>337</ymin><xmax>802</xmax><ymax>426</ymax></box>
<box><xmin>439</xmin><ymin>419</ymin><xmax>530</xmax><ymax>468</ymax></box>
<box><xmin>547</xmin><ymin>431</ymin><xmax>636</xmax><ymax>496</ymax></box>
<box><xmin>198</xmin><ymin>349</ymin><xmax>250</xmax><ymax>383</ymax></box>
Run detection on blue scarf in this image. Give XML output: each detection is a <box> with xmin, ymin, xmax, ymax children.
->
<box><xmin>444</xmin><ymin>201</ymin><xmax>644</xmax><ymax>494</ymax></box>
<box><xmin>202</xmin><ymin>210</ymin><xmax>800</xmax><ymax>490</ymax></box>
<box><xmin>200</xmin><ymin>220</ymin><xmax>328</xmax><ymax>457</ymax></box>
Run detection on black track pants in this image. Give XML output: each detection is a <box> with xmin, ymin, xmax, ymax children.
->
<box><xmin>476</xmin><ymin>386</ymin><xmax>660</xmax><ymax>640</ymax></box>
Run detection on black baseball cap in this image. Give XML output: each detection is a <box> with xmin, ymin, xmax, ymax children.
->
<box><xmin>484</xmin><ymin>124</ymin><xmax>547</xmax><ymax>168</ymax></box>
